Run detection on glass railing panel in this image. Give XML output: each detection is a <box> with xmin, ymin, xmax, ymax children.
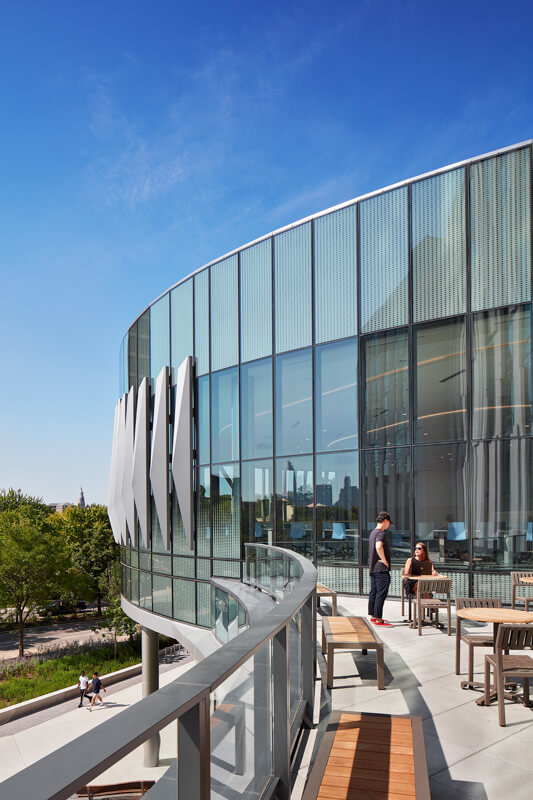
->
<box><xmin>289</xmin><ymin>610</ymin><xmax>303</xmax><ymax>722</ymax></box>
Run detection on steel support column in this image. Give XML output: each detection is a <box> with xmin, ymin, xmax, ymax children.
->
<box><xmin>142</xmin><ymin>627</ymin><xmax>160</xmax><ymax>767</ymax></box>
<box><xmin>177</xmin><ymin>697</ymin><xmax>210</xmax><ymax>800</ymax></box>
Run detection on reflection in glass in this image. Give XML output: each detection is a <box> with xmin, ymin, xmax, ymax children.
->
<box><xmin>415</xmin><ymin>318</ymin><xmax>467</xmax><ymax>442</ymax></box>
<box><xmin>171</xmin><ymin>280</ymin><xmax>193</xmax><ymax>382</ymax></box>
<box><xmin>414</xmin><ymin>444</ymin><xmax>468</xmax><ymax>568</ymax></box>
<box><xmin>211</xmin><ymin>367</ymin><xmax>239</xmax><ymax>463</ymax></box>
<box><xmin>241</xmin><ymin>460</ymin><xmax>273</xmax><ymax>545</ymax></box>
<box><xmin>472</xmin><ymin>439</ymin><xmax>532</xmax><ymax>570</ymax></box>
<box><xmin>360</xmin><ymin>187</ymin><xmax>408</xmax><ymax>333</ymax></box>
<box><xmin>241</xmin><ymin>240</ymin><xmax>272</xmax><ymax>362</ymax></box>
<box><xmin>137</xmin><ymin>310</ymin><xmax>150</xmax><ymax>382</ymax></box>
<box><xmin>211</xmin><ymin>256</ymin><xmax>238</xmax><ymax>371</ymax></box>
<box><xmin>314</xmin><ymin>206</ymin><xmax>357</xmax><ymax>343</ymax></box>
<box><xmin>197</xmin><ymin>375</ymin><xmax>210</xmax><ymax>465</ymax></box>
<box><xmin>139</xmin><ymin>572</ymin><xmax>152</xmax><ymax>610</ymax></box>
<box><xmin>275</xmin><ymin>349</ymin><xmax>312</xmax><ymax>456</ymax></box>
<box><xmin>172</xmin><ymin>488</ymin><xmax>189</xmax><ymax>556</ymax></box>
<box><xmin>196</xmin><ymin>582</ymin><xmax>213</xmax><ymax>627</ymax></box>
<box><xmin>412</xmin><ymin>168</ymin><xmax>466</xmax><ymax>322</ymax></box>
<box><xmin>196</xmin><ymin>467</ymin><xmax>210</xmax><ymax>557</ymax></box>
<box><xmin>212</xmin><ymin>464</ymin><xmax>240</xmax><ymax>561</ymax></box>
<box><xmin>472</xmin><ymin>305</ymin><xmax>532</xmax><ymax>439</ymax></box>
<box><xmin>241</xmin><ymin>359</ymin><xmax>273</xmax><ymax>459</ymax></box>
<box><xmin>150</xmin><ymin>293</ymin><xmax>170</xmax><ymax>380</ymax></box>
<box><xmin>275</xmin><ymin>456</ymin><xmax>313</xmax><ymax>557</ymax></box>
<box><xmin>173</xmin><ymin>578</ymin><xmax>195</xmax><ymax>623</ymax></box>
<box><xmin>315</xmin><ymin>339</ymin><xmax>358</xmax><ymax>452</ymax></box>
<box><xmin>361</xmin><ymin>447</ymin><xmax>411</xmax><ymax>566</ymax></box>
<box><xmin>316</xmin><ymin>452</ymin><xmax>359</xmax><ymax>565</ymax></box>
<box><xmin>195</xmin><ymin>269</ymin><xmax>209</xmax><ymax>375</ymax></box>
<box><xmin>289</xmin><ymin>610</ymin><xmax>302</xmax><ymax>719</ymax></box>
<box><xmin>274</xmin><ymin>223</ymin><xmax>311</xmax><ymax>353</ymax></box>
<box><xmin>362</xmin><ymin>329</ymin><xmax>409</xmax><ymax>447</ymax></box>
<box><xmin>153</xmin><ymin>575</ymin><xmax>172</xmax><ymax>617</ymax></box>
<box><xmin>128</xmin><ymin>322</ymin><xmax>137</xmax><ymax>390</ymax></box>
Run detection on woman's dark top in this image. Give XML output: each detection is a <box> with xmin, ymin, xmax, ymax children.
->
<box><xmin>408</xmin><ymin>558</ymin><xmax>433</xmax><ymax>576</ymax></box>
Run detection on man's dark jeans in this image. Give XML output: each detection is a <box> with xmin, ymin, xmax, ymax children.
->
<box><xmin>368</xmin><ymin>571</ymin><xmax>391</xmax><ymax>619</ymax></box>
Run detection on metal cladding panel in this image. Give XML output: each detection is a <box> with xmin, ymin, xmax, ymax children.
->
<box><xmin>115</xmin><ymin>397</ymin><xmax>127</xmax><ymax>544</ymax></box>
<box><xmin>108</xmin><ymin>402</ymin><xmax>121</xmax><ymax>543</ymax></box>
<box><xmin>133</xmin><ymin>378</ymin><xmax>150</xmax><ymax>548</ymax></box>
<box><xmin>123</xmin><ymin>385</ymin><xmax>137</xmax><ymax>545</ymax></box>
<box><xmin>172</xmin><ymin>356</ymin><xmax>194</xmax><ymax>551</ymax></box>
<box><xmin>150</xmin><ymin>367</ymin><xmax>170</xmax><ymax>549</ymax></box>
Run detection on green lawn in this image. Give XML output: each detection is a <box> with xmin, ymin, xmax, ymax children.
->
<box><xmin>0</xmin><ymin>642</ymin><xmax>141</xmax><ymax>708</ymax></box>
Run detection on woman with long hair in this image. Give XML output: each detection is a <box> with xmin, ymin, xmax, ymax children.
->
<box><xmin>403</xmin><ymin>542</ymin><xmax>437</xmax><ymax>596</ymax></box>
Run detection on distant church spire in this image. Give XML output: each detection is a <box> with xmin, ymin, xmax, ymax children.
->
<box><xmin>78</xmin><ymin>487</ymin><xmax>86</xmax><ymax>508</ymax></box>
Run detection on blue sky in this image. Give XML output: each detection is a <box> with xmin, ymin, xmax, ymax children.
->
<box><xmin>1</xmin><ymin>0</ymin><xmax>532</xmax><ymax>504</ymax></box>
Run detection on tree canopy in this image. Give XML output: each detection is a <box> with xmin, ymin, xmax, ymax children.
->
<box><xmin>0</xmin><ymin>487</ymin><xmax>52</xmax><ymax>516</ymax></box>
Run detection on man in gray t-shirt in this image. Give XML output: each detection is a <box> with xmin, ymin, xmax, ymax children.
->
<box><xmin>368</xmin><ymin>511</ymin><xmax>392</xmax><ymax>626</ymax></box>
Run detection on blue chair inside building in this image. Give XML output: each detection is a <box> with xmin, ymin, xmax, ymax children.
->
<box><xmin>332</xmin><ymin>522</ymin><xmax>346</xmax><ymax>540</ymax></box>
<box><xmin>290</xmin><ymin>522</ymin><xmax>307</xmax><ymax>539</ymax></box>
<box><xmin>447</xmin><ymin>522</ymin><xmax>466</xmax><ymax>541</ymax></box>
<box><xmin>254</xmin><ymin>522</ymin><xmax>263</xmax><ymax>539</ymax></box>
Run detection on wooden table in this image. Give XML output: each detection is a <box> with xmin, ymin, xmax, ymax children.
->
<box><xmin>316</xmin><ymin>582</ymin><xmax>337</xmax><ymax>615</ymax></box>
<box><xmin>520</xmin><ymin>576</ymin><xmax>533</xmax><ymax>584</ymax></box>
<box><xmin>455</xmin><ymin>606</ymin><xmax>533</xmax><ymax>705</ymax></box>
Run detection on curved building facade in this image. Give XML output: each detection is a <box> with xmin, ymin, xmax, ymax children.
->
<box><xmin>112</xmin><ymin>140</ymin><xmax>533</xmax><ymax>628</ymax></box>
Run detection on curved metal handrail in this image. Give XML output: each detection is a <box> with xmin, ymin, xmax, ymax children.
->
<box><xmin>0</xmin><ymin>545</ymin><xmax>317</xmax><ymax>800</ymax></box>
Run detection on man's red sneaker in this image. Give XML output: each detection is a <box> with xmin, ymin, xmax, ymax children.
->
<box><xmin>373</xmin><ymin>619</ymin><xmax>392</xmax><ymax>627</ymax></box>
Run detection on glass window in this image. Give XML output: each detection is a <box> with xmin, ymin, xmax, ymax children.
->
<box><xmin>361</xmin><ymin>447</ymin><xmax>411</xmax><ymax>567</ymax></box>
<box><xmin>150</xmin><ymin>293</ymin><xmax>170</xmax><ymax>380</ymax></box>
<box><xmin>139</xmin><ymin>571</ymin><xmax>152</xmax><ymax>610</ymax></box>
<box><xmin>275</xmin><ymin>349</ymin><xmax>312</xmax><ymax>456</ymax></box>
<box><xmin>316</xmin><ymin>452</ymin><xmax>359</xmax><ymax>565</ymax></box>
<box><xmin>362</xmin><ymin>329</ymin><xmax>409</xmax><ymax>447</ymax></box>
<box><xmin>211</xmin><ymin>367</ymin><xmax>239</xmax><ymax>463</ymax></box>
<box><xmin>412</xmin><ymin>168</ymin><xmax>466</xmax><ymax>322</ymax></box>
<box><xmin>197</xmin><ymin>375</ymin><xmax>210</xmax><ymax>465</ymax></box>
<box><xmin>275</xmin><ymin>456</ymin><xmax>313</xmax><ymax>558</ymax></box>
<box><xmin>360</xmin><ymin>187</ymin><xmax>408</xmax><ymax>333</ymax></box>
<box><xmin>241</xmin><ymin>460</ymin><xmax>273</xmax><ymax>545</ymax></box>
<box><xmin>173</xmin><ymin>578</ymin><xmax>195</xmax><ymax>623</ymax></box>
<box><xmin>212</xmin><ymin>463</ymin><xmax>240</xmax><ymax>561</ymax></box>
<box><xmin>194</xmin><ymin>269</ymin><xmax>209</xmax><ymax>375</ymax></box>
<box><xmin>415</xmin><ymin>318</ymin><xmax>467</xmax><ymax>442</ymax></box>
<box><xmin>128</xmin><ymin>322</ymin><xmax>138</xmax><ymax>390</ymax></box>
<box><xmin>196</xmin><ymin>466</ymin><xmax>211</xmax><ymax>557</ymax></box>
<box><xmin>211</xmin><ymin>256</ymin><xmax>238</xmax><ymax>371</ymax></box>
<box><xmin>414</xmin><ymin>444</ymin><xmax>468</xmax><ymax>569</ymax></box>
<box><xmin>137</xmin><ymin>310</ymin><xmax>150</xmax><ymax>382</ymax></box>
<box><xmin>196</xmin><ymin>582</ymin><xmax>213</xmax><ymax>627</ymax></box>
<box><xmin>241</xmin><ymin>239</ymin><xmax>272</xmax><ymax>362</ymax></box>
<box><xmin>153</xmin><ymin>575</ymin><xmax>172</xmax><ymax>617</ymax></box>
<box><xmin>171</xmin><ymin>488</ymin><xmax>190</xmax><ymax>556</ymax></box>
<box><xmin>472</xmin><ymin>439</ymin><xmax>532</xmax><ymax>570</ymax></box>
<box><xmin>152</xmin><ymin>553</ymin><xmax>171</xmax><ymax>574</ymax></box>
<box><xmin>170</xmin><ymin>280</ymin><xmax>193</xmax><ymax>382</ymax></box>
<box><xmin>314</xmin><ymin>206</ymin><xmax>357</xmax><ymax>343</ymax></box>
<box><xmin>241</xmin><ymin>358</ymin><xmax>273</xmax><ymax>459</ymax></box>
<box><xmin>315</xmin><ymin>339</ymin><xmax>358</xmax><ymax>452</ymax></box>
<box><xmin>472</xmin><ymin>305</ymin><xmax>532</xmax><ymax>439</ymax></box>
<box><xmin>471</xmin><ymin>148</ymin><xmax>531</xmax><ymax>311</ymax></box>
<box><xmin>274</xmin><ymin>223</ymin><xmax>311</xmax><ymax>353</ymax></box>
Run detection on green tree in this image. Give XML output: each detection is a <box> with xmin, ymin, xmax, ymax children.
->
<box><xmin>93</xmin><ymin>561</ymin><xmax>138</xmax><ymax>658</ymax></box>
<box><xmin>52</xmin><ymin>504</ymin><xmax>119</xmax><ymax>612</ymax></box>
<box><xmin>0</xmin><ymin>508</ymin><xmax>87</xmax><ymax>657</ymax></box>
<box><xmin>0</xmin><ymin>488</ymin><xmax>52</xmax><ymax>516</ymax></box>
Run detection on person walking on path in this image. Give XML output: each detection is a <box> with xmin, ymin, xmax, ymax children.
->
<box><xmin>88</xmin><ymin>672</ymin><xmax>106</xmax><ymax>711</ymax></box>
<box><xmin>77</xmin><ymin>670</ymin><xmax>89</xmax><ymax>707</ymax></box>
<box><xmin>368</xmin><ymin>511</ymin><xmax>392</xmax><ymax>627</ymax></box>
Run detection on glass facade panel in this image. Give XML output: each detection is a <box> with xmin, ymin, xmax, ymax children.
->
<box><xmin>472</xmin><ymin>305</ymin><xmax>532</xmax><ymax>439</ymax></box>
<box><xmin>415</xmin><ymin>318</ymin><xmax>467</xmax><ymax>442</ymax></box>
<box><xmin>362</xmin><ymin>447</ymin><xmax>411</xmax><ymax>567</ymax></box>
<box><xmin>173</xmin><ymin>578</ymin><xmax>196</xmax><ymax>623</ymax></box>
<box><xmin>315</xmin><ymin>339</ymin><xmax>358</xmax><ymax>452</ymax></box>
<box><xmin>197</xmin><ymin>375</ymin><xmax>210</xmax><ymax>465</ymax></box>
<box><xmin>170</xmin><ymin>279</ymin><xmax>193</xmax><ymax>382</ymax></box>
<box><xmin>472</xmin><ymin>439</ymin><xmax>532</xmax><ymax>570</ymax></box>
<box><xmin>152</xmin><ymin>553</ymin><xmax>171</xmax><ymax>574</ymax></box>
<box><xmin>152</xmin><ymin>574</ymin><xmax>172</xmax><ymax>617</ymax></box>
<box><xmin>275</xmin><ymin>455</ymin><xmax>313</xmax><ymax>558</ymax></box>
<box><xmin>274</xmin><ymin>223</ymin><xmax>311</xmax><ymax>353</ymax></box>
<box><xmin>196</xmin><ymin>581</ymin><xmax>212</xmax><ymax>627</ymax></box>
<box><xmin>360</xmin><ymin>187</ymin><xmax>408</xmax><ymax>333</ymax></box>
<box><xmin>316</xmin><ymin>452</ymin><xmax>359</xmax><ymax>565</ymax></box>
<box><xmin>241</xmin><ymin>460</ymin><xmax>273</xmax><ymax>545</ymax></box>
<box><xmin>196</xmin><ymin>466</ymin><xmax>211</xmax><ymax>557</ymax></box>
<box><xmin>194</xmin><ymin>269</ymin><xmax>209</xmax><ymax>375</ymax></box>
<box><xmin>241</xmin><ymin>239</ymin><xmax>272</xmax><ymax>362</ymax></box>
<box><xmin>275</xmin><ymin>349</ymin><xmax>312</xmax><ymax>456</ymax></box>
<box><xmin>139</xmin><ymin>571</ymin><xmax>152</xmax><ymax>610</ymax></box>
<box><xmin>172</xmin><ymin>488</ymin><xmax>190</xmax><ymax>556</ymax></box>
<box><xmin>241</xmin><ymin>358</ymin><xmax>273</xmax><ymax>460</ymax></box>
<box><xmin>471</xmin><ymin>148</ymin><xmax>531</xmax><ymax>311</ymax></box>
<box><xmin>414</xmin><ymin>443</ymin><xmax>468</xmax><ymax>569</ymax></box>
<box><xmin>137</xmin><ymin>310</ymin><xmax>150</xmax><ymax>382</ymax></box>
<box><xmin>362</xmin><ymin>329</ymin><xmax>409</xmax><ymax>447</ymax></box>
<box><xmin>412</xmin><ymin>168</ymin><xmax>466</xmax><ymax>322</ymax></box>
<box><xmin>128</xmin><ymin>322</ymin><xmax>137</xmax><ymax>390</ymax></box>
<box><xmin>211</xmin><ymin>256</ymin><xmax>238</xmax><ymax>371</ymax></box>
<box><xmin>212</xmin><ymin>463</ymin><xmax>240</xmax><ymax>561</ymax></box>
<box><xmin>150</xmin><ymin>293</ymin><xmax>170</xmax><ymax>380</ymax></box>
<box><xmin>211</xmin><ymin>367</ymin><xmax>239</xmax><ymax>463</ymax></box>
<box><xmin>314</xmin><ymin>206</ymin><xmax>357</xmax><ymax>343</ymax></box>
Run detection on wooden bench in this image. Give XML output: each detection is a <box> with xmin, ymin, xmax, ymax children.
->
<box><xmin>77</xmin><ymin>780</ymin><xmax>155</xmax><ymax>799</ymax></box>
<box><xmin>321</xmin><ymin>616</ymin><xmax>384</xmax><ymax>690</ymax></box>
<box><xmin>317</xmin><ymin>582</ymin><xmax>338</xmax><ymax>616</ymax></box>
<box><xmin>302</xmin><ymin>711</ymin><xmax>431</xmax><ymax>800</ymax></box>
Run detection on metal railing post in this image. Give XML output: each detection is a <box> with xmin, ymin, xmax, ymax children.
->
<box><xmin>272</xmin><ymin>624</ymin><xmax>290</xmax><ymax>800</ymax></box>
<box><xmin>301</xmin><ymin>592</ymin><xmax>315</xmax><ymax>726</ymax></box>
<box><xmin>177</xmin><ymin>697</ymin><xmax>210</xmax><ymax>800</ymax></box>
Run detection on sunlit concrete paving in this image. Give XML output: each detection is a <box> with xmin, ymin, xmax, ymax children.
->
<box><xmin>296</xmin><ymin>595</ymin><xmax>533</xmax><ymax>800</ymax></box>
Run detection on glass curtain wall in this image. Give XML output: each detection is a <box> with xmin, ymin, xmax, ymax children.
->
<box><xmin>316</xmin><ymin>452</ymin><xmax>359</xmax><ymax>565</ymax></box>
<box><xmin>275</xmin><ymin>456</ymin><xmax>313</xmax><ymax>557</ymax></box>
<box><xmin>241</xmin><ymin>359</ymin><xmax>273</xmax><ymax>459</ymax></box>
<box><xmin>241</xmin><ymin>460</ymin><xmax>273</xmax><ymax>545</ymax></box>
<box><xmin>362</xmin><ymin>329</ymin><xmax>409</xmax><ymax>447</ymax></box>
<box><xmin>275</xmin><ymin>349</ymin><xmax>313</xmax><ymax>456</ymax></box>
<box><xmin>315</xmin><ymin>339</ymin><xmax>358</xmax><ymax>452</ymax></box>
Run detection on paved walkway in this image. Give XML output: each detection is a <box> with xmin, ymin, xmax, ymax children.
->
<box><xmin>0</xmin><ymin>619</ymin><xmax>112</xmax><ymax>661</ymax></box>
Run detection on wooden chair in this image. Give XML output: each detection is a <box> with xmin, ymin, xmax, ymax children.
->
<box><xmin>511</xmin><ymin>571</ymin><xmax>533</xmax><ymax>611</ymax></box>
<box><xmin>455</xmin><ymin>597</ymin><xmax>502</xmax><ymax>681</ymax></box>
<box><xmin>413</xmin><ymin>578</ymin><xmax>451</xmax><ymax>636</ymax></box>
<box><xmin>484</xmin><ymin>623</ymin><xmax>533</xmax><ymax>726</ymax></box>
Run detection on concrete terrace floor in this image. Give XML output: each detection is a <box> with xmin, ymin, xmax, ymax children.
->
<box><xmin>296</xmin><ymin>594</ymin><xmax>533</xmax><ymax>800</ymax></box>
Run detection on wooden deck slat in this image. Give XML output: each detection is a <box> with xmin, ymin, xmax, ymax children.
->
<box><xmin>331</xmin><ymin>739</ymin><xmax>415</xmax><ymax>756</ymax></box>
<box><xmin>321</xmin><ymin>774</ymin><xmax>417</xmax><ymax>792</ymax></box>
<box><xmin>327</xmin><ymin>755</ymin><xmax>415</xmax><ymax>773</ymax></box>
<box><xmin>318</xmin><ymin>787</ymin><xmax>416</xmax><ymax>800</ymax></box>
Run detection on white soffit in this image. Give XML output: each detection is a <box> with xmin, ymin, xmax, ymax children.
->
<box><xmin>150</xmin><ymin>367</ymin><xmax>170</xmax><ymax>549</ymax></box>
<box><xmin>108</xmin><ymin>402</ymin><xmax>121</xmax><ymax>543</ymax></box>
<box><xmin>123</xmin><ymin>385</ymin><xmax>137</xmax><ymax>545</ymax></box>
<box><xmin>133</xmin><ymin>378</ymin><xmax>150</xmax><ymax>548</ymax></box>
<box><xmin>172</xmin><ymin>356</ymin><xmax>194</xmax><ymax>551</ymax></box>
